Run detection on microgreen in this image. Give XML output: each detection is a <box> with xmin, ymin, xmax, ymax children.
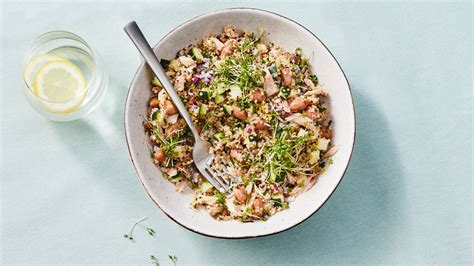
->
<box><xmin>154</xmin><ymin>128</ymin><xmax>186</xmax><ymax>167</ymax></box>
<box><xmin>252</xmin><ymin>126</ymin><xmax>310</xmax><ymax>183</ymax></box>
<box><xmin>150</xmin><ymin>255</ymin><xmax>160</xmax><ymax>266</ymax></box>
<box><xmin>169</xmin><ymin>255</ymin><xmax>178</xmax><ymax>266</ymax></box>
<box><xmin>215</xmin><ymin>191</ymin><xmax>226</xmax><ymax>205</ymax></box>
<box><xmin>123</xmin><ymin>216</ymin><xmax>156</xmax><ymax>241</ymax></box>
<box><xmin>213</xmin><ymin>50</ymin><xmax>263</xmax><ymax>109</ymax></box>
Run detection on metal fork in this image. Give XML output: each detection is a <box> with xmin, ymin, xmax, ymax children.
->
<box><xmin>124</xmin><ymin>21</ymin><xmax>229</xmax><ymax>193</ymax></box>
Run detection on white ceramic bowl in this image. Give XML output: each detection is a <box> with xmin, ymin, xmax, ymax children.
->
<box><xmin>125</xmin><ymin>8</ymin><xmax>355</xmax><ymax>238</ymax></box>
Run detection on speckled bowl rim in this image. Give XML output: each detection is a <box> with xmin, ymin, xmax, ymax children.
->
<box><xmin>124</xmin><ymin>7</ymin><xmax>356</xmax><ymax>239</ymax></box>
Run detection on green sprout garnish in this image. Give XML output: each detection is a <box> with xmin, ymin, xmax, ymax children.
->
<box><xmin>213</xmin><ymin>50</ymin><xmax>263</xmax><ymax>109</ymax></box>
<box><xmin>168</xmin><ymin>255</ymin><xmax>178</xmax><ymax>266</ymax></box>
<box><xmin>150</xmin><ymin>255</ymin><xmax>160</xmax><ymax>266</ymax></box>
<box><xmin>153</xmin><ymin>128</ymin><xmax>186</xmax><ymax>167</ymax></box>
<box><xmin>123</xmin><ymin>216</ymin><xmax>156</xmax><ymax>241</ymax></box>
<box><xmin>215</xmin><ymin>191</ymin><xmax>226</xmax><ymax>205</ymax></box>
<box><xmin>252</xmin><ymin>125</ymin><xmax>310</xmax><ymax>183</ymax></box>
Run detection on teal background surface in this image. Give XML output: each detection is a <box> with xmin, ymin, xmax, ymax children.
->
<box><xmin>1</xmin><ymin>0</ymin><xmax>472</xmax><ymax>264</ymax></box>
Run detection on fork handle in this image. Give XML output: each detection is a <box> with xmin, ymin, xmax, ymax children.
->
<box><xmin>124</xmin><ymin>21</ymin><xmax>200</xmax><ymax>139</ymax></box>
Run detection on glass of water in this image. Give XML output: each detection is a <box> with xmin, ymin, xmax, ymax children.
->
<box><xmin>23</xmin><ymin>31</ymin><xmax>108</xmax><ymax>121</ymax></box>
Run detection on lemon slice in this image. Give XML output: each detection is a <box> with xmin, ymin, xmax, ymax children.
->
<box><xmin>34</xmin><ymin>60</ymin><xmax>87</xmax><ymax>114</ymax></box>
<box><xmin>23</xmin><ymin>54</ymin><xmax>67</xmax><ymax>87</ymax></box>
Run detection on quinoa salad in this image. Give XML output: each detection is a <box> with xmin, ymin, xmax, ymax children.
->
<box><xmin>145</xmin><ymin>26</ymin><xmax>336</xmax><ymax>222</ymax></box>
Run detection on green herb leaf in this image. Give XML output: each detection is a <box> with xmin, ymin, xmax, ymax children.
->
<box><xmin>123</xmin><ymin>216</ymin><xmax>156</xmax><ymax>242</ymax></box>
<box><xmin>168</xmin><ymin>255</ymin><xmax>178</xmax><ymax>266</ymax></box>
<box><xmin>150</xmin><ymin>255</ymin><xmax>160</xmax><ymax>266</ymax></box>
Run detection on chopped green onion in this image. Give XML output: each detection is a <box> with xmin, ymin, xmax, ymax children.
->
<box><xmin>198</xmin><ymin>104</ymin><xmax>208</xmax><ymax>116</ymax></box>
<box><xmin>191</xmin><ymin>47</ymin><xmax>204</xmax><ymax>60</ymax></box>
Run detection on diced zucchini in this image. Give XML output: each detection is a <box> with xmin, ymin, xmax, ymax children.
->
<box><xmin>214</xmin><ymin>94</ymin><xmax>225</xmax><ymax>104</ymax></box>
<box><xmin>268</xmin><ymin>64</ymin><xmax>277</xmax><ymax>76</ymax></box>
<box><xmin>151</xmin><ymin>77</ymin><xmax>162</xmax><ymax>87</ymax></box>
<box><xmin>191</xmin><ymin>47</ymin><xmax>204</xmax><ymax>60</ymax></box>
<box><xmin>216</xmin><ymin>83</ymin><xmax>227</xmax><ymax>95</ymax></box>
<box><xmin>198</xmin><ymin>90</ymin><xmax>209</xmax><ymax>100</ymax></box>
<box><xmin>198</xmin><ymin>104</ymin><xmax>208</xmax><ymax>116</ymax></box>
<box><xmin>171</xmin><ymin>172</ymin><xmax>181</xmax><ymax>179</ymax></box>
<box><xmin>223</xmin><ymin>105</ymin><xmax>233</xmax><ymax>116</ymax></box>
<box><xmin>269</xmin><ymin>171</ymin><xmax>285</xmax><ymax>183</ymax></box>
<box><xmin>229</xmin><ymin>84</ymin><xmax>242</xmax><ymax>100</ymax></box>
<box><xmin>269</xmin><ymin>171</ymin><xmax>277</xmax><ymax>183</ymax></box>
<box><xmin>295</xmin><ymin>47</ymin><xmax>302</xmax><ymax>56</ymax></box>
<box><xmin>275</xmin><ymin>171</ymin><xmax>286</xmax><ymax>183</ymax></box>
<box><xmin>167</xmin><ymin>168</ymin><xmax>178</xmax><ymax>178</ymax></box>
<box><xmin>272</xmin><ymin>194</ymin><xmax>284</xmax><ymax>207</ymax></box>
<box><xmin>214</xmin><ymin>132</ymin><xmax>225</xmax><ymax>140</ymax></box>
<box><xmin>308</xmin><ymin>150</ymin><xmax>320</xmax><ymax>164</ymax></box>
<box><xmin>200</xmin><ymin>181</ymin><xmax>213</xmax><ymax>193</ymax></box>
<box><xmin>159</xmin><ymin>59</ymin><xmax>170</xmax><ymax>69</ymax></box>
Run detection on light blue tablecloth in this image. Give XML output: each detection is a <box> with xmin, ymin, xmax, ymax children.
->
<box><xmin>1</xmin><ymin>1</ymin><xmax>472</xmax><ymax>264</ymax></box>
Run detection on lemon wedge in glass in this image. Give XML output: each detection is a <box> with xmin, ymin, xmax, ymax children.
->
<box><xmin>33</xmin><ymin>60</ymin><xmax>87</xmax><ymax>114</ymax></box>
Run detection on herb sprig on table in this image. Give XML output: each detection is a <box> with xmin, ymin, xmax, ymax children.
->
<box><xmin>123</xmin><ymin>216</ymin><xmax>156</xmax><ymax>241</ymax></box>
<box><xmin>168</xmin><ymin>255</ymin><xmax>178</xmax><ymax>266</ymax></box>
<box><xmin>124</xmin><ymin>216</ymin><xmax>178</xmax><ymax>265</ymax></box>
<box><xmin>150</xmin><ymin>255</ymin><xmax>160</xmax><ymax>266</ymax></box>
<box><xmin>149</xmin><ymin>254</ymin><xmax>178</xmax><ymax>266</ymax></box>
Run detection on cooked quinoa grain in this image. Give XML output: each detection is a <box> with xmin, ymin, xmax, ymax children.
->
<box><xmin>145</xmin><ymin>26</ymin><xmax>335</xmax><ymax>221</ymax></box>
